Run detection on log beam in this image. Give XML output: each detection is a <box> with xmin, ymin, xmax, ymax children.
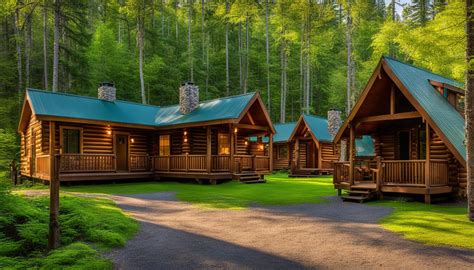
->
<box><xmin>357</xmin><ymin>111</ymin><xmax>421</xmax><ymax>123</ymax></box>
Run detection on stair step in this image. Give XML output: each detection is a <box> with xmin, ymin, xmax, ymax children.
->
<box><xmin>242</xmin><ymin>179</ymin><xmax>266</xmax><ymax>184</ymax></box>
<box><xmin>341</xmin><ymin>195</ymin><xmax>371</xmax><ymax>203</ymax></box>
<box><xmin>240</xmin><ymin>175</ymin><xmax>259</xmax><ymax>179</ymax></box>
<box><xmin>347</xmin><ymin>190</ymin><xmax>371</xmax><ymax>195</ymax></box>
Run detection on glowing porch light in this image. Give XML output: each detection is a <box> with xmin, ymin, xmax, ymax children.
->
<box><xmin>234</xmin><ymin>128</ymin><xmax>238</xmax><ymax>133</ymax></box>
<box><xmin>131</xmin><ymin>138</ymin><xmax>135</xmax><ymax>143</ymax></box>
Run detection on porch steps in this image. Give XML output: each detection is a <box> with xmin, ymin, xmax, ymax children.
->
<box><xmin>341</xmin><ymin>188</ymin><xmax>376</xmax><ymax>203</ymax></box>
<box><xmin>233</xmin><ymin>172</ymin><xmax>266</xmax><ymax>184</ymax></box>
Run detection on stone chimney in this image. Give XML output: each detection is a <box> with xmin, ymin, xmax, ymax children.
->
<box><xmin>98</xmin><ymin>82</ymin><xmax>116</xmax><ymax>102</ymax></box>
<box><xmin>327</xmin><ymin>108</ymin><xmax>342</xmax><ymax>138</ymax></box>
<box><xmin>179</xmin><ymin>82</ymin><xmax>199</xmax><ymax>114</ymax></box>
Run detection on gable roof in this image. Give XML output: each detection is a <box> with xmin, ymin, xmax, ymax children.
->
<box><xmin>22</xmin><ymin>89</ymin><xmax>266</xmax><ymax>130</ymax></box>
<box><xmin>273</xmin><ymin>122</ymin><xmax>296</xmax><ymax>143</ymax></box>
<box><xmin>289</xmin><ymin>114</ymin><xmax>333</xmax><ymax>143</ymax></box>
<box><xmin>383</xmin><ymin>57</ymin><xmax>465</xmax><ymax>161</ymax></box>
<box><xmin>334</xmin><ymin>56</ymin><xmax>466</xmax><ymax>163</ymax></box>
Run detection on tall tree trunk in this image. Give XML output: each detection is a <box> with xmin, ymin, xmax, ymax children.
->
<box><xmin>188</xmin><ymin>0</ymin><xmax>193</xmax><ymax>81</ymax></box>
<box><xmin>305</xmin><ymin>3</ymin><xmax>311</xmax><ymax>114</ymax></box>
<box><xmin>466</xmin><ymin>0</ymin><xmax>474</xmax><ymax>221</ymax></box>
<box><xmin>52</xmin><ymin>0</ymin><xmax>60</xmax><ymax>92</ymax></box>
<box><xmin>244</xmin><ymin>16</ymin><xmax>249</xmax><ymax>94</ymax></box>
<box><xmin>138</xmin><ymin>9</ymin><xmax>146</xmax><ymax>104</ymax></box>
<box><xmin>265</xmin><ymin>0</ymin><xmax>271</xmax><ymax>115</ymax></box>
<box><xmin>161</xmin><ymin>0</ymin><xmax>165</xmax><ymax>36</ymax></box>
<box><xmin>280</xmin><ymin>31</ymin><xmax>287</xmax><ymax>123</ymax></box>
<box><xmin>238</xmin><ymin>22</ymin><xmax>242</xmax><ymax>92</ymax></box>
<box><xmin>201</xmin><ymin>0</ymin><xmax>205</xmax><ymax>63</ymax></box>
<box><xmin>24</xmin><ymin>13</ymin><xmax>31</xmax><ymax>89</ymax></box>
<box><xmin>43</xmin><ymin>1</ymin><xmax>50</xmax><ymax>89</ymax></box>
<box><xmin>300</xmin><ymin>23</ymin><xmax>304</xmax><ymax>115</ymax></box>
<box><xmin>14</xmin><ymin>5</ymin><xmax>23</xmax><ymax>95</ymax></box>
<box><xmin>345</xmin><ymin>0</ymin><xmax>352</xmax><ymax>115</ymax></box>
<box><xmin>225</xmin><ymin>0</ymin><xmax>230</xmax><ymax>96</ymax></box>
<box><xmin>175</xmin><ymin>0</ymin><xmax>179</xmax><ymax>40</ymax></box>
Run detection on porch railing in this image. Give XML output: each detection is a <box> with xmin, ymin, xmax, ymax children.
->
<box><xmin>58</xmin><ymin>154</ymin><xmax>115</xmax><ymax>173</ymax></box>
<box><xmin>382</xmin><ymin>160</ymin><xmax>425</xmax><ymax>186</ymax></box>
<box><xmin>154</xmin><ymin>154</ymin><xmax>270</xmax><ymax>173</ymax></box>
<box><xmin>130</xmin><ymin>154</ymin><xmax>152</xmax><ymax>171</ymax></box>
<box><xmin>333</xmin><ymin>159</ymin><xmax>450</xmax><ymax>188</ymax></box>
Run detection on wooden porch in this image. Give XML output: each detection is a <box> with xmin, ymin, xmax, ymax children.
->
<box><xmin>33</xmin><ymin>152</ymin><xmax>271</xmax><ymax>183</ymax></box>
<box><xmin>333</xmin><ymin>158</ymin><xmax>452</xmax><ymax>203</ymax></box>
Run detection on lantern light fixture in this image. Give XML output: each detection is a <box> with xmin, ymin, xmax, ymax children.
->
<box><xmin>106</xmin><ymin>130</ymin><xmax>112</xmax><ymax>135</ymax></box>
<box><xmin>131</xmin><ymin>138</ymin><xmax>135</xmax><ymax>143</ymax></box>
<box><xmin>234</xmin><ymin>127</ymin><xmax>238</xmax><ymax>133</ymax></box>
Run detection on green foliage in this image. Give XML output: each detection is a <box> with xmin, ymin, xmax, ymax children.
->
<box><xmin>0</xmin><ymin>193</ymin><xmax>137</xmax><ymax>269</ymax></box>
<box><xmin>372</xmin><ymin>201</ymin><xmax>474</xmax><ymax>249</ymax></box>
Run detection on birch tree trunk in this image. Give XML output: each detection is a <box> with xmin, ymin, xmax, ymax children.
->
<box><xmin>43</xmin><ymin>1</ymin><xmax>48</xmax><ymax>89</ymax></box>
<box><xmin>161</xmin><ymin>0</ymin><xmax>165</xmax><ymax>36</ymax></box>
<box><xmin>300</xmin><ymin>23</ymin><xmax>304</xmax><ymax>114</ymax></box>
<box><xmin>52</xmin><ymin>0</ymin><xmax>60</xmax><ymax>92</ymax></box>
<box><xmin>265</xmin><ymin>0</ymin><xmax>271</xmax><ymax>115</ymax></box>
<box><xmin>188</xmin><ymin>0</ymin><xmax>193</xmax><ymax>81</ymax></box>
<box><xmin>175</xmin><ymin>0</ymin><xmax>179</xmax><ymax>40</ymax></box>
<box><xmin>225</xmin><ymin>0</ymin><xmax>230</xmax><ymax>96</ymax></box>
<box><xmin>465</xmin><ymin>0</ymin><xmax>474</xmax><ymax>221</ymax></box>
<box><xmin>14</xmin><ymin>5</ymin><xmax>22</xmax><ymax>94</ymax></box>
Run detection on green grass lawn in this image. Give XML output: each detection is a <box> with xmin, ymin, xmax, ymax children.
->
<box><xmin>62</xmin><ymin>173</ymin><xmax>336</xmax><ymax>209</ymax></box>
<box><xmin>13</xmin><ymin>173</ymin><xmax>474</xmax><ymax>251</ymax></box>
<box><xmin>370</xmin><ymin>201</ymin><xmax>474</xmax><ymax>250</ymax></box>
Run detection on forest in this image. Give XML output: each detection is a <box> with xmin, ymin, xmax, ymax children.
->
<box><xmin>0</xmin><ymin>0</ymin><xmax>466</xmax><ymax>172</ymax></box>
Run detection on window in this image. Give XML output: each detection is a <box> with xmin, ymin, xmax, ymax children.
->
<box><xmin>218</xmin><ymin>133</ymin><xmax>230</xmax><ymax>155</ymax></box>
<box><xmin>418</xmin><ymin>129</ymin><xmax>426</xmax><ymax>160</ymax></box>
<box><xmin>278</xmin><ymin>145</ymin><xmax>288</xmax><ymax>160</ymax></box>
<box><xmin>159</xmin><ymin>135</ymin><xmax>170</xmax><ymax>156</ymax></box>
<box><xmin>457</xmin><ymin>94</ymin><xmax>465</xmax><ymax>112</ymax></box>
<box><xmin>62</xmin><ymin>128</ymin><xmax>81</xmax><ymax>153</ymax></box>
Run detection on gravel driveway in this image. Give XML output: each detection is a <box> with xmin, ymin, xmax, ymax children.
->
<box><xmin>106</xmin><ymin>193</ymin><xmax>474</xmax><ymax>269</ymax></box>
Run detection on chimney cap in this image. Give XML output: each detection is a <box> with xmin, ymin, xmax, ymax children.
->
<box><xmin>328</xmin><ymin>107</ymin><xmax>341</xmax><ymax>112</ymax></box>
<box><xmin>99</xmin><ymin>81</ymin><xmax>115</xmax><ymax>88</ymax></box>
<box><xmin>181</xmin><ymin>81</ymin><xmax>194</xmax><ymax>86</ymax></box>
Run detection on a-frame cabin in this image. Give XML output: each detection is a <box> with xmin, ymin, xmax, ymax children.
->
<box><xmin>333</xmin><ymin>57</ymin><xmax>467</xmax><ymax>203</ymax></box>
<box><xmin>288</xmin><ymin>114</ymin><xmax>339</xmax><ymax>176</ymax></box>
<box><xmin>18</xmin><ymin>83</ymin><xmax>274</xmax><ymax>184</ymax></box>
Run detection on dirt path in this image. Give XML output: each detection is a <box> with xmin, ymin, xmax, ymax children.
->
<box><xmin>105</xmin><ymin>193</ymin><xmax>474</xmax><ymax>269</ymax></box>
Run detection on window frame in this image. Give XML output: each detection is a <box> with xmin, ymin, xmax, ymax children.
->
<box><xmin>277</xmin><ymin>144</ymin><xmax>288</xmax><ymax>160</ymax></box>
<box><xmin>59</xmin><ymin>126</ymin><xmax>83</xmax><ymax>154</ymax></box>
<box><xmin>159</xmin><ymin>134</ymin><xmax>171</xmax><ymax>156</ymax></box>
<box><xmin>217</xmin><ymin>133</ymin><xmax>230</xmax><ymax>155</ymax></box>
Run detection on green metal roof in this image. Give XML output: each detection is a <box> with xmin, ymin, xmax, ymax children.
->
<box><xmin>356</xmin><ymin>135</ymin><xmax>375</xmax><ymax>157</ymax></box>
<box><xmin>27</xmin><ymin>89</ymin><xmax>161</xmax><ymax>126</ymax></box>
<box><xmin>273</xmin><ymin>122</ymin><xmax>296</xmax><ymax>143</ymax></box>
<box><xmin>26</xmin><ymin>89</ymin><xmax>256</xmax><ymax>128</ymax></box>
<box><xmin>302</xmin><ymin>114</ymin><xmax>333</xmax><ymax>143</ymax></box>
<box><xmin>154</xmin><ymin>93</ymin><xmax>255</xmax><ymax>126</ymax></box>
<box><xmin>384</xmin><ymin>57</ymin><xmax>466</xmax><ymax>161</ymax></box>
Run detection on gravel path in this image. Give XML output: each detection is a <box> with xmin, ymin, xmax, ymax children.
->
<box><xmin>106</xmin><ymin>193</ymin><xmax>474</xmax><ymax>269</ymax></box>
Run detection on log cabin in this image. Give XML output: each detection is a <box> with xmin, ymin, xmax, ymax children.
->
<box><xmin>18</xmin><ymin>82</ymin><xmax>275</xmax><ymax>184</ymax></box>
<box><xmin>333</xmin><ymin>56</ymin><xmax>467</xmax><ymax>203</ymax></box>
<box><xmin>271</xmin><ymin>122</ymin><xmax>296</xmax><ymax>171</ymax></box>
<box><xmin>288</xmin><ymin>114</ymin><xmax>340</xmax><ymax>176</ymax></box>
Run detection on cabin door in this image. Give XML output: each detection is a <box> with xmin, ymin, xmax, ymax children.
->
<box><xmin>307</xmin><ymin>141</ymin><xmax>316</xmax><ymax>168</ymax></box>
<box><xmin>398</xmin><ymin>131</ymin><xmax>410</xmax><ymax>160</ymax></box>
<box><xmin>115</xmin><ymin>135</ymin><xmax>129</xmax><ymax>171</ymax></box>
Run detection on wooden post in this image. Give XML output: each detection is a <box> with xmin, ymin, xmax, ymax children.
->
<box><xmin>48</xmin><ymin>121</ymin><xmax>60</xmax><ymax>250</ymax></box>
<box><xmin>269</xmin><ymin>133</ymin><xmax>273</xmax><ymax>172</ymax></box>
<box><xmin>390</xmin><ymin>84</ymin><xmax>395</xmax><ymax>115</ymax></box>
<box><xmin>295</xmin><ymin>138</ymin><xmax>300</xmax><ymax>171</ymax></box>
<box><xmin>349</xmin><ymin>124</ymin><xmax>355</xmax><ymax>186</ymax></box>
<box><xmin>317</xmin><ymin>141</ymin><xmax>322</xmax><ymax>169</ymax></box>
<box><xmin>229</xmin><ymin>124</ymin><xmax>234</xmax><ymax>173</ymax></box>
<box><xmin>376</xmin><ymin>156</ymin><xmax>382</xmax><ymax>192</ymax></box>
<box><xmin>185</xmin><ymin>152</ymin><xmax>189</xmax><ymax>172</ymax></box>
<box><xmin>425</xmin><ymin>122</ymin><xmax>431</xmax><ymax>204</ymax></box>
<box><xmin>206</xmin><ymin>126</ymin><xmax>211</xmax><ymax>173</ymax></box>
